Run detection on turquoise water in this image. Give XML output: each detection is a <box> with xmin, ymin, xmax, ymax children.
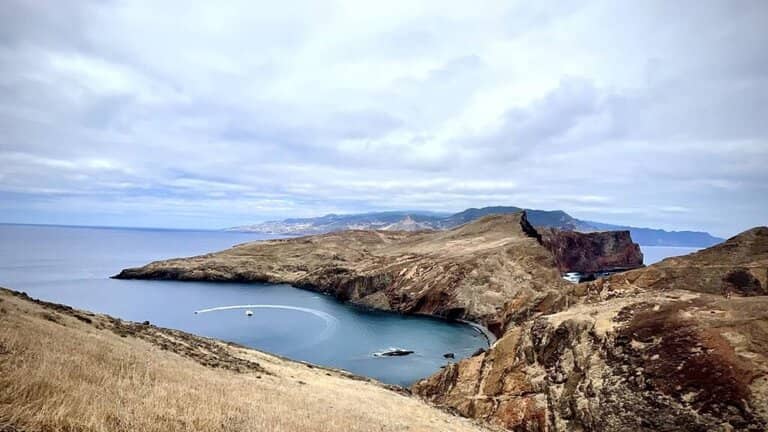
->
<box><xmin>0</xmin><ymin>224</ymin><xmax>487</xmax><ymax>386</ymax></box>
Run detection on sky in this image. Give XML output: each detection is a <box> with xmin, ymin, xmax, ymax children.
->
<box><xmin>0</xmin><ymin>1</ymin><xmax>766</xmax><ymax>237</ymax></box>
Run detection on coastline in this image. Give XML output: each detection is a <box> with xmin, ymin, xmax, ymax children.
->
<box><xmin>0</xmin><ymin>286</ymin><xmax>494</xmax><ymax>432</ymax></box>
<box><xmin>295</xmin><ymin>282</ymin><xmax>499</xmax><ymax>348</ymax></box>
<box><xmin>292</xmin><ymin>282</ymin><xmax>499</xmax><ymax>349</ymax></box>
<box><xmin>458</xmin><ymin>319</ymin><xmax>497</xmax><ymax>347</ymax></box>
<box><xmin>0</xmin><ymin>287</ymin><xmax>410</xmax><ymax>393</ymax></box>
<box><xmin>114</xmin><ymin>271</ymin><xmax>502</xmax><ymax>345</ymax></box>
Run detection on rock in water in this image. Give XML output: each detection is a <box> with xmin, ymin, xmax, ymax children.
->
<box><xmin>443</xmin><ymin>352</ymin><xmax>455</xmax><ymax>359</ymax></box>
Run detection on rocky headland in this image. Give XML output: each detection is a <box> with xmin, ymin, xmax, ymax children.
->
<box><xmin>540</xmin><ymin>228</ymin><xmax>643</xmax><ymax>273</ymax></box>
<box><xmin>115</xmin><ymin>212</ymin><xmax>641</xmax><ymax>337</ymax></box>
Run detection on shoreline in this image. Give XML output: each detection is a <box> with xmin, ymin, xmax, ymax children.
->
<box><xmin>0</xmin><ymin>286</ymin><xmax>497</xmax><ymax>432</ymax></box>
<box><xmin>457</xmin><ymin>319</ymin><xmax>497</xmax><ymax>347</ymax></box>
<box><xmin>0</xmin><ymin>287</ymin><xmax>411</xmax><ymax>394</ymax></box>
<box><xmin>36</xmin><ymin>275</ymin><xmax>494</xmax><ymax>379</ymax></box>
<box><xmin>114</xmin><ymin>272</ymin><xmax>501</xmax><ymax>344</ymax></box>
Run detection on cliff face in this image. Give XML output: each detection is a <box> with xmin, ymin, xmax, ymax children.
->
<box><xmin>117</xmin><ymin>212</ymin><xmax>570</xmax><ymax>336</ymax></box>
<box><xmin>540</xmin><ymin>228</ymin><xmax>643</xmax><ymax>273</ymax></box>
<box><xmin>413</xmin><ymin>227</ymin><xmax>768</xmax><ymax>431</ymax></box>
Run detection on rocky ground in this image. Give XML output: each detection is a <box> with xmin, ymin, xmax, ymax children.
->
<box><xmin>413</xmin><ymin>227</ymin><xmax>768</xmax><ymax>431</ymax></box>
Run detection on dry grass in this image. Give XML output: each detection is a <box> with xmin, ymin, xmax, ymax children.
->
<box><xmin>0</xmin><ymin>289</ymin><xmax>493</xmax><ymax>432</ymax></box>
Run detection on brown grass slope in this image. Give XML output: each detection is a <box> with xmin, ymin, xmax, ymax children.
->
<box><xmin>116</xmin><ymin>213</ymin><xmax>574</xmax><ymax>337</ymax></box>
<box><xmin>413</xmin><ymin>226</ymin><xmax>768</xmax><ymax>431</ymax></box>
<box><xmin>0</xmin><ymin>288</ymin><xmax>496</xmax><ymax>432</ymax></box>
<box><xmin>602</xmin><ymin>226</ymin><xmax>768</xmax><ymax>296</ymax></box>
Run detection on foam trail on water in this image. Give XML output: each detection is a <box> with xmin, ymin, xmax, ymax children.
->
<box><xmin>194</xmin><ymin>305</ymin><xmax>340</xmax><ymax>344</ymax></box>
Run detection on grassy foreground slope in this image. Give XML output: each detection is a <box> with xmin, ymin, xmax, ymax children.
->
<box><xmin>0</xmin><ymin>288</ymin><xmax>493</xmax><ymax>432</ymax></box>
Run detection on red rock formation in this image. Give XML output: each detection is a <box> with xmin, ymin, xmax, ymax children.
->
<box><xmin>540</xmin><ymin>228</ymin><xmax>643</xmax><ymax>273</ymax></box>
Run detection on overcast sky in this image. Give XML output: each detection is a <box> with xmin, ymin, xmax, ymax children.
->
<box><xmin>1</xmin><ymin>1</ymin><xmax>766</xmax><ymax>236</ymax></box>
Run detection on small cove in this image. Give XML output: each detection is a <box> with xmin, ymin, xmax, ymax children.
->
<box><xmin>0</xmin><ymin>224</ymin><xmax>487</xmax><ymax>386</ymax></box>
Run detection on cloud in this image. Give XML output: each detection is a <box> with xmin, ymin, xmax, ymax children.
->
<box><xmin>0</xmin><ymin>0</ymin><xmax>766</xmax><ymax>236</ymax></box>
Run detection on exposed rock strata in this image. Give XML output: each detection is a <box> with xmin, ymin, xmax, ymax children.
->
<box><xmin>413</xmin><ymin>227</ymin><xmax>768</xmax><ymax>431</ymax></box>
<box><xmin>540</xmin><ymin>228</ymin><xmax>643</xmax><ymax>273</ymax></box>
<box><xmin>116</xmin><ymin>213</ymin><xmax>571</xmax><ymax>336</ymax></box>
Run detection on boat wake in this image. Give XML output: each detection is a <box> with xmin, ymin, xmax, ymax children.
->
<box><xmin>194</xmin><ymin>304</ymin><xmax>340</xmax><ymax>345</ymax></box>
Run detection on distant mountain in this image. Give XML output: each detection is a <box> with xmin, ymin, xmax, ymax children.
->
<box><xmin>229</xmin><ymin>206</ymin><xmax>723</xmax><ymax>247</ymax></box>
<box><xmin>229</xmin><ymin>211</ymin><xmax>450</xmax><ymax>235</ymax></box>
<box><xmin>585</xmin><ymin>221</ymin><xmax>723</xmax><ymax>247</ymax></box>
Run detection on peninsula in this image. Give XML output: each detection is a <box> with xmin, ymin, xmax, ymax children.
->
<box><xmin>116</xmin><ymin>212</ymin><xmax>642</xmax><ymax>336</ymax></box>
<box><xmin>116</xmin><ymin>212</ymin><xmax>768</xmax><ymax>431</ymax></box>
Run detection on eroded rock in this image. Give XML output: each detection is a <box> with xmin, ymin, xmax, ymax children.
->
<box><xmin>540</xmin><ymin>228</ymin><xmax>644</xmax><ymax>273</ymax></box>
<box><xmin>413</xmin><ymin>226</ymin><xmax>768</xmax><ymax>431</ymax></box>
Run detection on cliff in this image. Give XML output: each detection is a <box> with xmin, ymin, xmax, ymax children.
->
<box><xmin>0</xmin><ymin>288</ymin><xmax>492</xmax><ymax>432</ymax></box>
<box><xmin>413</xmin><ymin>226</ymin><xmax>768</xmax><ymax>431</ymax></box>
<box><xmin>116</xmin><ymin>212</ymin><xmax>570</xmax><ymax>336</ymax></box>
<box><xmin>540</xmin><ymin>228</ymin><xmax>644</xmax><ymax>273</ymax></box>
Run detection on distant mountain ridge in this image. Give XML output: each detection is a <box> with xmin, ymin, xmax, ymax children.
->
<box><xmin>229</xmin><ymin>206</ymin><xmax>723</xmax><ymax>247</ymax></box>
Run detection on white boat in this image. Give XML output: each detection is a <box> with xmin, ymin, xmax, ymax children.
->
<box><xmin>245</xmin><ymin>310</ymin><xmax>254</xmax><ymax>316</ymax></box>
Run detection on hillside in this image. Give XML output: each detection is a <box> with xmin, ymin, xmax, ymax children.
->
<box><xmin>119</xmin><ymin>213</ymin><xmax>566</xmax><ymax>335</ymax></box>
<box><xmin>230</xmin><ymin>206</ymin><xmax>722</xmax><ymax>247</ymax></box>
<box><xmin>0</xmin><ymin>288</ymin><xmax>493</xmax><ymax>432</ymax></box>
<box><xmin>413</xmin><ymin>226</ymin><xmax>768</xmax><ymax>431</ymax></box>
<box><xmin>117</xmin><ymin>213</ymin><xmax>641</xmax><ymax>336</ymax></box>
